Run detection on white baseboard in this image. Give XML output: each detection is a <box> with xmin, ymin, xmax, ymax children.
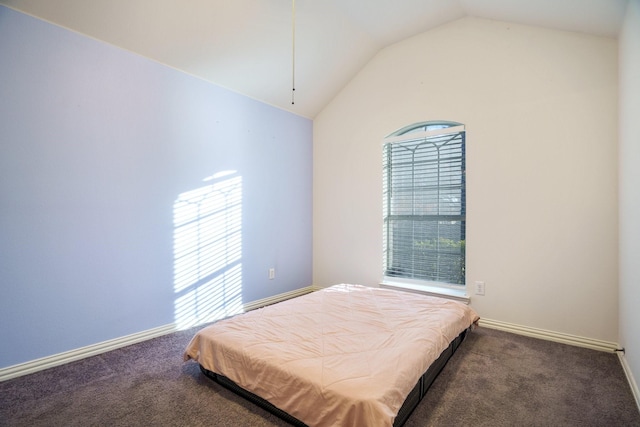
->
<box><xmin>618</xmin><ymin>352</ymin><xmax>640</xmax><ymax>413</ymax></box>
<box><xmin>0</xmin><ymin>323</ymin><xmax>177</xmax><ymax>382</ymax></box>
<box><xmin>0</xmin><ymin>286</ymin><xmax>318</xmax><ymax>382</ymax></box>
<box><xmin>481</xmin><ymin>318</ymin><xmax>640</xmax><ymax>412</ymax></box>
<box><xmin>478</xmin><ymin>318</ymin><xmax>620</xmax><ymax>352</ymax></box>
<box><xmin>243</xmin><ymin>285</ymin><xmax>317</xmax><ymax>311</ymax></box>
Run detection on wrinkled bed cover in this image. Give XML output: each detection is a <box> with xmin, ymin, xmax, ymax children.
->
<box><xmin>184</xmin><ymin>284</ymin><xmax>479</xmax><ymax>427</ymax></box>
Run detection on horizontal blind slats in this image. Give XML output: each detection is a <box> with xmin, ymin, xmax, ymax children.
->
<box><xmin>383</xmin><ymin>129</ymin><xmax>465</xmax><ymax>285</ymax></box>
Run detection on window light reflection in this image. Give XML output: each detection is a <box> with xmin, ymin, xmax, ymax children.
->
<box><xmin>173</xmin><ymin>171</ymin><xmax>243</xmax><ymax>329</ymax></box>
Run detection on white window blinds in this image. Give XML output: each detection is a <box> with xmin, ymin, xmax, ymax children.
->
<box><xmin>383</xmin><ymin>122</ymin><xmax>465</xmax><ymax>285</ymax></box>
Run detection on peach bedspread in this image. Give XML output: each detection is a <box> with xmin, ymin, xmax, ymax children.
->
<box><xmin>183</xmin><ymin>284</ymin><xmax>479</xmax><ymax>427</ymax></box>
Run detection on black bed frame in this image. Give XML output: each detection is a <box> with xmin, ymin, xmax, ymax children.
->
<box><xmin>200</xmin><ymin>328</ymin><xmax>468</xmax><ymax>427</ymax></box>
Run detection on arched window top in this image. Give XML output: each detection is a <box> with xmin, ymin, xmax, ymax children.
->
<box><xmin>386</xmin><ymin>121</ymin><xmax>464</xmax><ymax>138</ymax></box>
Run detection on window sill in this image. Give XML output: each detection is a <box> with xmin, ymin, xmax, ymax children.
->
<box><xmin>380</xmin><ymin>280</ymin><xmax>470</xmax><ymax>304</ymax></box>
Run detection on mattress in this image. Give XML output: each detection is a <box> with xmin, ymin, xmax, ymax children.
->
<box><xmin>184</xmin><ymin>284</ymin><xmax>479</xmax><ymax>427</ymax></box>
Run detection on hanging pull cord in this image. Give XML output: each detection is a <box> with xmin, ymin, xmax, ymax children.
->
<box><xmin>291</xmin><ymin>0</ymin><xmax>296</xmax><ymax>105</ymax></box>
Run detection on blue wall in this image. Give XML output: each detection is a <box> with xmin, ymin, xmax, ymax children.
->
<box><xmin>0</xmin><ymin>6</ymin><xmax>312</xmax><ymax>368</ymax></box>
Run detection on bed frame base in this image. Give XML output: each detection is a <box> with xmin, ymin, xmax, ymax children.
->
<box><xmin>200</xmin><ymin>328</ymin><xmax>468</xmax><ymax>427</ymax></box>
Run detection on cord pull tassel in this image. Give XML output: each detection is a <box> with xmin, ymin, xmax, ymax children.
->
<box><xmin>291</xmin><ymin>0</ymin><xmax>296</xmax><ymax>105</ymax></box>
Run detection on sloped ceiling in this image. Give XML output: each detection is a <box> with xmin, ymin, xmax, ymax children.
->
<box><xmin>0</xmin><ymin>0</ymin><xmax>629</xmax><ymax>118</ymax></box>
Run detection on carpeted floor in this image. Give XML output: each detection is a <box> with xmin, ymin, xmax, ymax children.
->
<box><xmin>1</xmin><ymin>326</ymin><xmax>639</xmax><ymax>426</ymax></box>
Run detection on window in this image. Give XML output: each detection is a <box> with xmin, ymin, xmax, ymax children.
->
<box><xmin>383</xmin><ymin>121</ymin><xmax>465</xmax><ymax>288</ymax></box>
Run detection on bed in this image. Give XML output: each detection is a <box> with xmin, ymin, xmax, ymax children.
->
<box><xmin>183</xmin><ymin>284</ymin><xmax>479</xmax><ymax>427</ymax></box>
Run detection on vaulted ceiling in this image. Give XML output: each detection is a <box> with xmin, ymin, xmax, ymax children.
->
<box><xmin>0</xmin><ymin>0</ymin><xmax>629</xmax><ymax>118</ymax></box>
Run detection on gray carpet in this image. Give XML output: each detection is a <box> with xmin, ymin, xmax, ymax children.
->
<box><xmin>1</xmin><ymin>326</ymin><xmax>638</xmax><ymax>426</ymax></box>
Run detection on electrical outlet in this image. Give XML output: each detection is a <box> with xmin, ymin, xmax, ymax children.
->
<box><xmin>474</xmin><ymin>281</ymin><xmax>485</xmax><ymax>296</ymax></box>
<box><xmin>269</xmin><ymin>268</ymin><xmax>275</xmax><ymax>280</ymax></box>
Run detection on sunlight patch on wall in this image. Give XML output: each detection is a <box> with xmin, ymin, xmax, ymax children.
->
<box><xmin>173</xmin><ymin>171</ymin><xmax>243</xmax><ymax>329</ymax></box>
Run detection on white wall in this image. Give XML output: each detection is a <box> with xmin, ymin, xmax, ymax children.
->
<box><xmin>314</xmin><ymin>17</ymin><xmax>619</xmax><ymax>342</ymax></box>
<box><xmin>619</xmin><ymin>0</ymin><xmax>640</xmax><ymax>398</ymax></box>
